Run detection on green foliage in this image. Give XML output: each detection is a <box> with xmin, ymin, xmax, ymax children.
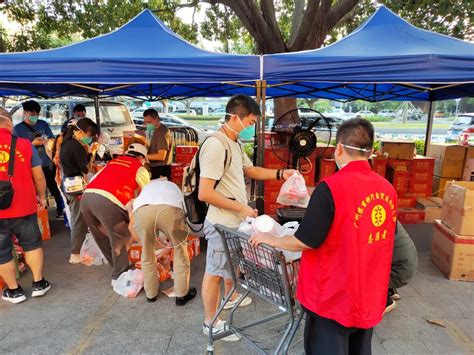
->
<box><xmin>243</xmin><ymin>143</ymin><xmax>254</xmax><ymax>160</ymax></box>
<box><xmin>414</xmin><ymin>140</ymin><xmax>425</xmax><ymax>155</ymax></box>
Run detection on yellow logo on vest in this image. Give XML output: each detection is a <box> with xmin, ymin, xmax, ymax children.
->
<box><xmin>0</xmin><ymin>150</ymin><xmax>10</xmax><ymax>164</ymax></box>
<box><xmin>371</xmin><ymin>204</ymin><xmax>386</xmax><ymax>227</ymax></box>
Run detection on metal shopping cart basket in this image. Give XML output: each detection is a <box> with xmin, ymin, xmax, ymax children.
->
<box><xmin>207</xmin><ymin>225</ymin><xmax>304</xmax><ymax>355</ymax></box>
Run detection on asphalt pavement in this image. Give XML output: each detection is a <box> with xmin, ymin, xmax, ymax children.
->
<box><xmin>0</xmin><ymin>212</ymin><xmax>472</xmax><ymax>354</ymax></box>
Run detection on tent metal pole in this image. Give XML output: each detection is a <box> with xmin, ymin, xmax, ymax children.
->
<box><xmin>256</xmin><ymin>80</ymin><xmax>266</xmax><ymax>214</ymax></box>
<box><xmin>94</xmin><ymin>96</ymin><xmax>101</xmax><ymax>135</ymax></box>
<box><xmin>423</xmin><ymin>100</ymin><xmax>435</xmax><ymax>156</ymax></box>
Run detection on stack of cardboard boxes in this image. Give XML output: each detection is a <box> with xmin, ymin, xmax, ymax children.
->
<box><xmin>172</xmin><ymin>145</ymin><xmax>199</xmax><ymax>187</ymax></box>
<box><xmin>379</xmin><ymin>140</ymin><xmax>438</xmax><ymax>224</ymax></box>
<box><xmin>431</xmin><ymin>181</ymin><xmax>474</xmax><ymax>281</ymax></box>
<box><xmin>262</xmin><ymin>145</ymin><xmax>335</xmax><ymax>216</ymax></box>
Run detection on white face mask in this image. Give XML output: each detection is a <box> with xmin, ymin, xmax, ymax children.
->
<box><xmin>336</xmin><ymin>143</ymin><xmax>371</xmax><ymax>169</ymax></box>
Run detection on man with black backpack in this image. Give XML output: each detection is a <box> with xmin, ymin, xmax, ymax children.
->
<box><xmin>0</xmin><ymin>108</ymin><xmax>51</xmax><ymax>304</ymax></box>
<box><xmin>198</xmin><ymin>95</ymin><xmax>295</xmax><ymax>341</ymax></box>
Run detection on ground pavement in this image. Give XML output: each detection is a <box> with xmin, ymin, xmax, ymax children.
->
<box><xmin>0</xmin><ymin>214</ymin><xmax>472</xmax><ymax>354</ymax></box>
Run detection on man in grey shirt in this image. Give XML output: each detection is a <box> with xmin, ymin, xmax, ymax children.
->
<box><xmin>143</xmin><ymin>109</ymin><xmax>173</xmax><ymax>180</ymax></box>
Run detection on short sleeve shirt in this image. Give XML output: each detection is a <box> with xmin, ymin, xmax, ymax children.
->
<box><xmin>199</xmin><ymin>132</ymin><xmax>253</xmax><ymax>229</ymax></box>
<box><xmin>148</xmin><ymin>124</ymin><xmax>173</xmax><ymax>167</ymax></box>
<box><xmin>14</xmin><ymin>120</ymin><xmax>54</xmax><ymax>167</ymax></box>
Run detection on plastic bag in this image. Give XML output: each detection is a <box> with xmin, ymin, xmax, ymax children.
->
<box><xmin>276</xmin><ymin>172</ymin><xmax>309</xmax><ymax>208</ymax></box>
<box><xmin>113</xmin><ymin>269</ymin><xmax>144</xmax><ymax>298</ymax></box>
<box><xmin>80</xmin><ymin>233</ymin><xmax>108</xmax><ymax>266</ymax></box>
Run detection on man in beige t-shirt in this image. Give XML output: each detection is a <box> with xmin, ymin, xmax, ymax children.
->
<box><xmin>143</xmin><ymin>109</ymin><xmax>173</xmax><ymax>180</ymax></box>
<box><xmin>198</xmin><ymin>95</ymin><xmax>295</xmax><ymax>341</ymax></box>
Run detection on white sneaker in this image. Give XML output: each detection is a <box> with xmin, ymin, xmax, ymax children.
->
<box><xmin>202</xmin><ymin>319</ymin><xmax>240</xmax><ymax>342</ymax></box>
<box><xmin>69</xmin><ymin>254</ymin><xmax>81</xmax><ymax>264</ymax></box>
<box><xmin>222</xmin><ymin>293</ymin><xmax>253</xmax><ymax>310</ymax></box>
<box><xmin>111</xmin><ymin>279</ymin><xmax>117</xmax><ymax>288</ymax></box>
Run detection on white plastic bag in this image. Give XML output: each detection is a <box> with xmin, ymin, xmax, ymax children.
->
<box><xmin>113</xmin><ymin>269</ymin><xmax>144</xmax><ymax>298</ymax></box>
<box><xmin>276</xmin><ymin>172</ymin><xmax>309</xmax><ymax>208</ymax></box>
<box><xmin>80</xmin><ymin>233</ymin><xmax>108</xmax><ymax>266</ymax></box>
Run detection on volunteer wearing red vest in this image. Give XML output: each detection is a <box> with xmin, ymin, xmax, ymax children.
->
<box><xmin>251</xmin><ymin>118</ymin><xmax>397</xmax><ymax>355</ymax></box>
<box><xmin>80</xmin><ymin>143</ymin><xmax>150</xmax><ymax>283</ymax></box>
<box><xmin>0</xmin><ymin>109</ymin><xmax>51</xmax><ymax>304</ymax></box>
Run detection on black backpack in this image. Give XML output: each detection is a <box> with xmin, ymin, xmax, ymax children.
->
<box><xmin>182</xmin><ymin>133</ymin><xmax>232</xmax><ymax>229</ymax></box>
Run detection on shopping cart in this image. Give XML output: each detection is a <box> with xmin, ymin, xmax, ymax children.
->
<box><xmin>208</xmin><ymin>225</ymin><xmax>304</xmax><ymax>355</ymax></box>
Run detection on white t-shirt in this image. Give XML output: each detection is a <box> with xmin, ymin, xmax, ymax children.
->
<box><xmin>133</xmin><ymin>180</ymin><xmax>184</xmax><ymax>212</ymax></box>
<box><xmin>199</xmin><ymin>131</ymin><xmax>253</xmax><ymax>229</ymax></box>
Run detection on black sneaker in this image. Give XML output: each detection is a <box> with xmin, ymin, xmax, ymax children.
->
<box><xmin>176</xmin><ymin>287</ymin><xmax>197</xmax><ymax>306</ymax></box>
<box><xmin>31</xmin><ymin>279</ymin><xmax>51</xmax><ymax>297</ymax></box>
<box><xmin>2</xmin><ymin>286</ymin><xmax>27</xmax><ymax>304</ymax></box>
<box><xmin>55</xmin><ymin>212</ymin><xmax>64</xmax><ymax>220</ymax></box>
<box><xmin>146</xmin><ymin>295</ymin><xmax>158</xmax><ymax>303</ymax></box>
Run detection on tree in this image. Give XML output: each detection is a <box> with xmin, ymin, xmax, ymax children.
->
<box><xmin>0</xmin><ymin>0</ymin><xmax>199</xmax><ymax>52</ymax></box>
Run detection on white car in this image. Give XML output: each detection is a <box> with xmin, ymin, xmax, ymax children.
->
<box><xmin>378</xmin><ymin>109</ymin><xmax>396</xmax><ymax>117</ymax></box>
<box><xmin>173</xmin><ymin>109</ymin><xmax>197</xmax><ymax>116</ymax></box>
<box><xmin>210</xmin><ymin>108</ymin><xmax>227</xmax><ymax>116</ymax></box>
<box><xmin>356</xmin><ymin>110</ymin><xmax>374</xmax><ymax>117</ymax></box>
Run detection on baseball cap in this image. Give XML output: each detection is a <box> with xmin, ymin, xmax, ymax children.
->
<box><xmin>126</xmin><ymin>143</ymin><xmax>149</xmax><ymax>163</ymax></box>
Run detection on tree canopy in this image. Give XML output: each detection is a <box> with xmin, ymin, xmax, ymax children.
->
<box><xmin>1</xmin><ymin>0</ymin><xmax>472</xmax><ymax>54</ymax></box>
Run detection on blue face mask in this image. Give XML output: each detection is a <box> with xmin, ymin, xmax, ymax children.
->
<box><xmin>226</xmin><ymin>113</ymin><xmax>255</xmax><ymax>140</ymax></box>
<box><xmin>80</xmin><ymin>136</ymin><xmax>93</xmax><ymax>145</ymax></box>
<box><xmin>146</xmin><ymin>123</ymin><xmax>155</xmax><ymax>132</ymax></box>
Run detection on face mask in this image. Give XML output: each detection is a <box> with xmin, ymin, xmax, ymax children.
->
<box><xmin>225</xmin><ymin>114</ymin><xmax>254</xmax><ymax>139</ymax></box>
<box><xmin>80</xmin><ymin>136</ymin><xmax>93</xmax><ymax>145</ymax></box>
<box><xmin>146</xmin><ymin>123</ymin><xmax>155</xmax><ymax>132</ymax></box>
<box><xmin>74</xmin><ymin>115</ymin><xmax>83</xmax><ymax>120</ymax></box>
<box><xmin>28</xmin><ymin>115</ymin><xmax>39</xmax><ymax>124</ymax></box>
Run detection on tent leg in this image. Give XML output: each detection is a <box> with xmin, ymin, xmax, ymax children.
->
<box><xmin>423</xmin><ymin>100</ymin><xmax>435</xmax><ymax>156</ymax></box>
<box><xmin>94</xmin><ymin>96</ymin><xmax>101</xmax><ymax>134</ymax></box>
<box><xmin>256</xmin><ymin>81</ymin><xmax>266</xmax><ymax>215</ymax></box>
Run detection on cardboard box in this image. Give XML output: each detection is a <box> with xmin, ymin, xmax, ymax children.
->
<box><xmin>381</xmin><ymin>140</ymin><xmax>415</xmax><ymax>160</ymax></box>
<box><xmin>397</xmin><ymin>196</ymin><xmax>417</xmax><ymax>208</ymax></box>
<box><xmin>397</xmin><ymin>207</ymin><xmax>425</xmax><ymax>224</ymax></box>
<box><xmin>318</xmin><ymin>159</ymin><xmax>337</xmax><ymax>181</ymax></box>
<box><xmin>433</xmin><ymin>176</ymin><xmax>459</xmax><ymax>198</ymax></box>
<box><xmin>264</xmin><ymin>147</ymin><xmax>289</xmax><ymax>169</ymax></box>
<box><xmin>37</xmin><ymin>208</ymin><xmax>51</xmax><ymax>241</ymax></box>
<box><xmin>412</xmin><ymin>156</ymin><xmax>435</xmax><ymax>173</ymax></box>
<box><xmin>427</xmin><ymin>144</ymin><xmax>466</xmax><ymax>178</ymax></box>
<box><xmin>431</xmin><ymin>220</ymin><xmax>474</xmax><ymax>281</ymax></box>
<box><xmin>441</xmin><ymin>181</ymin><xmax>474</xmax><ymax>236</ymax></box>
<box><xmin>417</xmin><ymin>197</ymin><xmax>442</xmax><ymax>223</ymax></box>
<box><xmin>387</xmin><ymin>158</ymin><xmax>412</xmax><ymax>171</ymax></box>
<box><xmin>409</xmin><ymin>179</ymin><xmax>433</xmax><ymax>195</ymax></box>
<box><xmin>462</xmin><ymin>147</ymin><xmax>474</xmax><ymax>181</ymax></box>
<box><xmin>128</xmin><ymin>244</ymin><xmax>142</xmax><ymax>263</ymax></box>
<box><xmin>387</xmin><ymin>165</ymin><xmax>409</xmax><ymax>195</ymax></box>
<box><xmin>371</xmin><ymin>156</ymin><xmax>387</xmax><ymax>177</ymax></box>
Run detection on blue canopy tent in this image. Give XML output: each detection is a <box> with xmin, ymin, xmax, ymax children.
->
<box><xmin>263</xmin><ymin>5</ymin><xmax>474</xmax><ymax>102</ymax></box>
<box><xmin>0</xmin><ymin>9</ymin><xmax>260</xmax><ymax>99</ymax></box>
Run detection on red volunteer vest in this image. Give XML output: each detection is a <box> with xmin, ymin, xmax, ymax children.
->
<box><xmin>0</xmin><ymin>129</ymin><xmax>37</xmax><ymax>218</ymax></box>
<box><xmin>86</xmin><ymin>155</ymin><xmax>142</xmax><ymax>206</ymax></box>
<box><xmin>297</xmin><ymin>160</ymin><xmax>397</xmax><ymax>329</ymax></box>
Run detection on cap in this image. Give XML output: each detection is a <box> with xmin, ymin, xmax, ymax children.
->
<box><xmin>126</xmin><ymin>143</ymin><xmax>149</xmax><ymax>163</ymax></box>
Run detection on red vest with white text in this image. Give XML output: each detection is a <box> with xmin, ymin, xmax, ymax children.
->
<box><xmin>86</xmin><ymin>155</ymin><xmax>141</xmax><ymax>206</ymax></box>
<box><xmin>296</xmin><ymin>160</ymin><xmax>397</xmax><ymax>329</ymax></box>
<box><xmin>0</xmin><ymin>129</ymin><xmax>37</xmax><ymax>218</ymax></box>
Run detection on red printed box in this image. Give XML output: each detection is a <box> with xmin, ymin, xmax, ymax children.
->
<box><xmin>264</xmin><ymin>147</ymin><xmax>288</xmax><ymax>169</ymax></box>
<box><xmin>318</xmin><ymin>159</ymin><xmax>337</xmax><ymax>181</ymax></box>
<box><xmin>371</xmin><ymin>156</ymin><xmax>388</xmax><ymax>178</ymax></box>
<box><xmin>397</xmin><ymin>196</ymin><xmax>417</xmax><ymax>207</ymax></box>
<box><xmin>264</xmin><ymin>179</ymin><xmax>284</xmax><ymax>190</ymax></box>
<box><xmin>387</xmin><ymin>159</ymin><xmax>412</xmax><ymax>171</ymax></box>
<box><xmin>412</xmin><ymin>156</ymin><xmax>435</xmax><ymax>173</ymax></box>
<box><xmin>175</xmin><ymin>146</ymin><xmax>198</xmax><ymax>156</ymax></box>
<box><xmin>37</xmin><ymin>208</ymin><xmax>51</xmax><ymax>241</ymax></box>
<box><xmin>397</xmin><ymin>207</ymin><xmax>425</xmax><ymax>224</ymax></box>
<box><xmin>409</xmin><ymin>180</ymin><xmax>433</xmax><ymax>194</ymax></box>
<box><xmin>387</xmin><ymin>166</ymin><xmax>409</xmax><ymax>195</ymax></box>
<box><xmin>128</xmin><ymin>244</ymin><xmax>142</xmax><ymax>263</ymax></box>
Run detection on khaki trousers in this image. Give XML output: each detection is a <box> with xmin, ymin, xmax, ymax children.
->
<box><xmin>132</xmin><ymin>205</ymin><xmax>190</xmax><ymax>298</ymax></box>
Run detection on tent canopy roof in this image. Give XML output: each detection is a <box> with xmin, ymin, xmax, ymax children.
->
<box><xmin>263</xmin><ymin>5</ymin><xmax>474</xmax><ymax>101</ymax></box>
<box><xmin>0</xmin><ymin>9</ymin><xmax>260</xmax><ymax>98</ymax></box>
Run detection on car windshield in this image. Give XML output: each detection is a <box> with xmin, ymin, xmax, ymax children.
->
<box><xmin>454</xmin><ymin>116</ymin><xmax>473</xmax><ymax>125</ymax></box>
<box><xmin>84</xmin><ymin>103</ymin><xmax>132</xmax><ymax>127</ymax></box>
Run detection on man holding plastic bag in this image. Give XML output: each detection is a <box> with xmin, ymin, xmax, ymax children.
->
<box><xmin>251</xmin><ymin>118</ymin><xmax>397</xmax><ymax>355</ymax></box>
<box><xmin>198</xmin><ymin>95</ymin><xmax>296</xmax><ymax>341</ymax></box>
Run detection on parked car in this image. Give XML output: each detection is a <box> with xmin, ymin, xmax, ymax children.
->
<box><xmin>356</xmin><ymin>110</ymin><xmax>375</xmax><ymax>117</ymax></box>
<box><xmin>130</xmin><ymin>107</ymin><xmax>148</xmax><ymax>121</ymax></box>
<box><xmin>10</xmin><ymin>99</ymin><xmax>136</xmax><ymax>155</ymax></box>
<box><xmin>209</xmin><ymin>108</ymin><xmax>227</xmax><ymax>116</ymax></box>
<box><xmin>378</xmin><ymin>109</ymin><xmax>396</xmax><ymax>117</ymax></box>
<box><xmin>446</xmin><ymin>113</ymin><xmax>474</xmax><ymax>143</ymax></box>
<box><xmin>173</xmin><ymin>108</ymin><xmax>197</xmax><ymax>116</ymax></box>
